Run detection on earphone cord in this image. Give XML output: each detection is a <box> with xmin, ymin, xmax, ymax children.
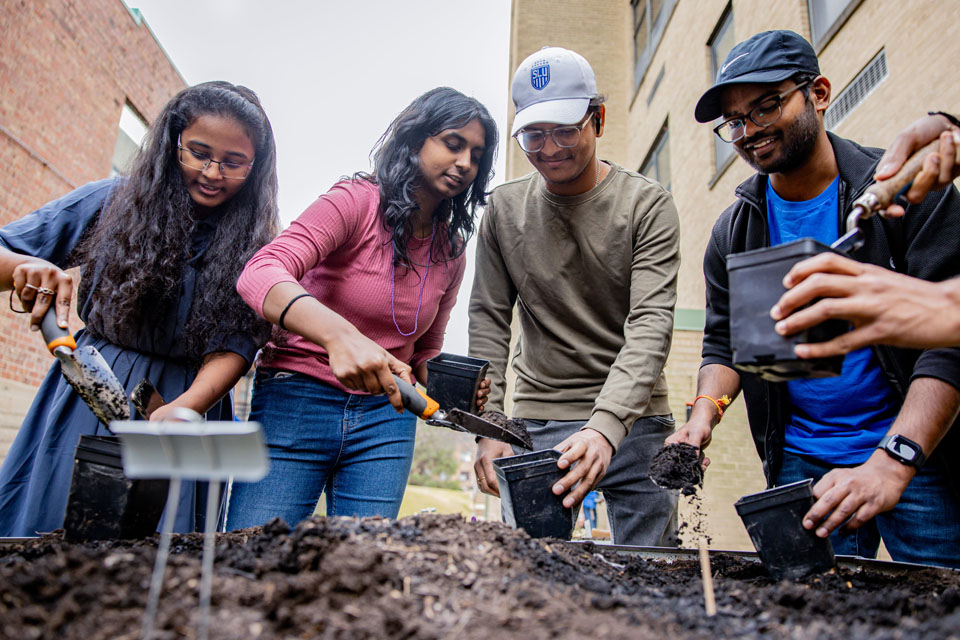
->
<box><xmin>391</xmin><ymin>221</ymin><xmax>435</xmax><ymax>337</ymax></box>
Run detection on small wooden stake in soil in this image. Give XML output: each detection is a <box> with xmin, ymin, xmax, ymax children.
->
<box><xmin>698</xmin><ymin>538</ymin><xmax>717</xmax><ymax>617</ymax></box>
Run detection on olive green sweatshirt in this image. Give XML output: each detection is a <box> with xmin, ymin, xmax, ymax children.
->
<box><xmin>467</xmin><ymin>162</ymin><xmax>679</xmax><ymax>451</ymax></box>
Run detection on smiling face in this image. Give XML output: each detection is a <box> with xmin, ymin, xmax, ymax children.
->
<box><xmin>720</xmin><ymin>80</ymin><xmax>823</xmax><ymax>176</ymax></box>
<box><xmin>521</xmin><ymin>111</ymin><xmax>600</xmax><ymax>194</ymax></box>
<box><xmin>417</xmin><ymin>118</ymin><xmax>487</xmax><ymax>204</ymax></box>
<box><xmin>177</xmin><ymin>114</ymin><xmax>256</xmax><ymax>212</ymax></box>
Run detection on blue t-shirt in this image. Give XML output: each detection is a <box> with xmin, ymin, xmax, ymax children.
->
<box><xmin>766</xmin><ymin>177</ymin><xmax>899</xmax><ymax>465</ymax></box>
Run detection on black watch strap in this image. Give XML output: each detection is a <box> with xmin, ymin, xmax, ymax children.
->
<box><xmin>929</xmin><ymin>111</ymin><xmax>960</xmax><ymax>128</ymax></box>
<box><xmin>877</xmin><ymin>434</ymin><xmax>927</xmax><ymax>468</ymax></box>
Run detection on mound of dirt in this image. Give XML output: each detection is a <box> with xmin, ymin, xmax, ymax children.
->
<box><xmin>1</xmin><ymin>514</ymin><xmax>958</xmax><ymax>639</ymax></box>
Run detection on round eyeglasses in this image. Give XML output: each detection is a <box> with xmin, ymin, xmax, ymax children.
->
<box><xmin>713</xmin><ymin>81</ymin><xmax>810</xmax><ymax>143</ymax></box>
<box><xmin>176</xmin><ymin>134</ymin><xmax>254</xmax><ymax>179</ymax></box>
<box><xmin>513</xmin><ymin>114</ymin><xmax>595</xmax><ymax>153</ymax></box>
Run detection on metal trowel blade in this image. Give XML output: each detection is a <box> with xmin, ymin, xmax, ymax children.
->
<box><xmin>53</xmin><ymin>345</ymin><xmax>130</xmax><ymax>427</ymax></box>
<box><xmin>428</xmin><ymin>409</ymin><xmax>532</xmax><ymax>449</ymax></box>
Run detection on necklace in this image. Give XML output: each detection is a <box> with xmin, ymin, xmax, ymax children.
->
<box><xmin>594</xmin><ymin>159</ymin><xmax>603</xmax><ymax>187</ymax></box>
<box><xmin>391</xmin><ymin>220</ymin><xmax>435</xmax><ymax>337</ymax></box>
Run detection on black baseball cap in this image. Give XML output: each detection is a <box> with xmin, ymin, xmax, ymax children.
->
<box><xmin>694</xmin><ymin>30</ymin><xmax>820</xmax><ymax>123</ymax></box>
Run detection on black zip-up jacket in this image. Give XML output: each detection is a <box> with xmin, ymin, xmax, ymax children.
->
<box><xmin>702</xmin><ymin>132</ymin><xmax>960</xmax><ymax>496</ymax></box>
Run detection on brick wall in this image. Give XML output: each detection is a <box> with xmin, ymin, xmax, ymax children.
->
<box><xmin>0</xmin><ymin>0</ymin><xmax>185</xmax><ymax>457</ymax></box>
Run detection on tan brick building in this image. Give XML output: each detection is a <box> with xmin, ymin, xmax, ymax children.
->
<box><xmin>0</xmin><ymin>0</ymin><xmax>185</xmax><ymax>454</ymax></box>
<box><xmin>506</xmin><ymin>0</ymin><xmax>960</xmax><ymax>549</ymax></box>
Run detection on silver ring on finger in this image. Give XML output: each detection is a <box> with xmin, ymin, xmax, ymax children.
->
<box><xmin>37</xmin><ymin>287</ymin><xmax>55</xmax><ymax>296</ymax></box>
<box><xmin>23</xmin><ymin>283</ymin><xmax>39</xmax><ymax>291</ymax></box>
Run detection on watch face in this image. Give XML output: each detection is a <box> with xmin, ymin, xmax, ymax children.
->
<box><xmin>891</xmin><ymin>439</ymin><xmax>918</xmax><ymax>461</ymax></box>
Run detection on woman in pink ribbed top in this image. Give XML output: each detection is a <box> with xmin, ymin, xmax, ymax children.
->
<box><xmin>227</xmin><ymin>87</ymin><xmax>498</xmax><ymax>528</ymax></box>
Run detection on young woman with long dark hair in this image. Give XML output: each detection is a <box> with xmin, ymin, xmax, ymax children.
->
<box><xmin>226</xmin><ymin>86</ymin><xmax>498</xmax><ymax>528</ymax></box>
<box><xmin>0</xmin><ymin>81</ymin><xmax>280</xmax><ymax>535</ymax></box>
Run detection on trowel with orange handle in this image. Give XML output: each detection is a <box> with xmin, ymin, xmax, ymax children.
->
<box><xmin>392</xmin><ymin>375</ymin><xmax>532</xmax><ymax>448</ymax></box>
<box><xmin>39</xmin><ymin>308</ymin><xmax>130</xmax><ymax>427</ymax></box>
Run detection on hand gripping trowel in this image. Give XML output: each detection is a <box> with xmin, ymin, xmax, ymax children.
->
<box><xmin>393</xmin><ymin>375</ymin><xmax>532</xmax><ymax>449</ymax></box>
<box><xmin>40</xmin><ymin>308</ymin><xmax>130</xmax><ymax>427</ymax></box>
<box><xmin>832</xmin><ymin>137</ymin><xmax>944</xmax><ymax>254</ymax></box>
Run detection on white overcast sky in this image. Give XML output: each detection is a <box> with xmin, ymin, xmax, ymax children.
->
<box><xmin>131</xmin><ymin>0</ymin><xmax>513</xmax><ymax>356</ymax></box>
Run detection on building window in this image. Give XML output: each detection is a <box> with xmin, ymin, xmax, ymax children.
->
<box><xmin>641</xmin><ymin>123</ymin><xmax>671</xmax><ymax>192</ymax></box>
<box><xmin>709</xmin><ymin>6</ymin><xmax>736</xmax><ymax>173</ymax></box>
<box><xmin>808</xmin><ymin>0</ymin><xmax>862</xmax><ymax>51</ymax></box>
<box><xmin>111</xmin><ymin>103</ymin><xmax>148</xmax><ymax>176</ymax></box>
<box><xmin>632</xmin><ymin>0</ymin><xmax>678</xmax><ymax>89</ymax></box>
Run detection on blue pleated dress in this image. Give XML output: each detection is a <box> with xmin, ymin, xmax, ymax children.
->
<box><xmin>0</xmin><ymin>178</ymin><xmax>260</xmax><ymax>536</ymax></box>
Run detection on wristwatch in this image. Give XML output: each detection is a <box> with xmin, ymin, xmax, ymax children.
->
<box><xmin>877</xmin><ymin>434</ymin><xmax>927</xmax><ymax>468</ymax></box>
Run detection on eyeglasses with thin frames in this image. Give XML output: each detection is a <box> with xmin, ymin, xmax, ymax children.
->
<box><xmin>713</xmin><ymin>81</ymin><xmax>811</xmax><ymax>143</ymax></box>
<box><xmin>513</xmin><ymin>114</ymin><xmax>596</xmax><ymax>153</ymax></box>
<box><xmin>176</xmin><ymin>134</ymin><xmax>254</xmax><ymax>179</ymax></box>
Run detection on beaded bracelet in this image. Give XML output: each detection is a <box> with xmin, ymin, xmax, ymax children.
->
<box><xmin>694</xmin><ymin>394</ymin><xmax>732</xmax><ymax>419</ymax></box>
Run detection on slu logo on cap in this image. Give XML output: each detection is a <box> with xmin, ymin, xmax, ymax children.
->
<box><xmin>531</xmin><ymin>59</ymin><xmax>550</xmax><ymax>91</ymax></box>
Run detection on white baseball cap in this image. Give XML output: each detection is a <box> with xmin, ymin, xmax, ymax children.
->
<box><xmin>511</xmin><ymin>47</ymin><xmax>598</xmax><ymax>136</ymax></box>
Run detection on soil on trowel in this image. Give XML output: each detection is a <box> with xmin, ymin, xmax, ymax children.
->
<box><xmin>477</xmin><ymin>409</ymin><xmax>530</xmax><ymax>443</ymax></box>
<box><xmin>1</xmin><ymin>514</ymin><xmax>959</xmax><ymax>639</ymax></box>
<box><xmin>650</xmin><ymin>443</ymin><xmax>703</xmax><ymax>495</ymax></box>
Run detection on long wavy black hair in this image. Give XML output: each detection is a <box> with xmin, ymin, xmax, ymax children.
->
<box><xmin>358</xmin><ymin>86</ymin><xmax>498</xmax><ymax>269</ymax></box>
<box><xmin>76</xmin><ymin>81</ymin><xmax>280</xmax><ymax>364</ymax></box>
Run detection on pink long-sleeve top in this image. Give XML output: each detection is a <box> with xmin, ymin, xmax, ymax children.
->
<box><xmin>237</xmin><ymin>179</ymin><xmax>466</xmax><ymax>392</ymax></box>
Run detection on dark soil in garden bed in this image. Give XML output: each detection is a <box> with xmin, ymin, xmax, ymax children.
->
<box><xmin>1</xmin><ymin>514</ymin><xmax>958</xmax><ymax>639</ymax></box>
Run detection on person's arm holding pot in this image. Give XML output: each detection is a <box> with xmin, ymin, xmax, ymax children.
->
<box><xmin>554</xmin><ymin>191</ymin><xmax>680</xmax><ymax>509</ymax></box>
<box><xmin>468</xmin><ymin>198</ymin><xmax>519</xmax><ymax>497</ymax></box>
<box><xmin>801</xmin><ymin>378</ymin><xmax>960</xmax><ymax>538</ymax></box>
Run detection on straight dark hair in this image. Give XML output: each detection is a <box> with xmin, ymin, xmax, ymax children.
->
<box><xmin>76</xmin><ymin>81</ymin><xmax>280</xmax><ymax>364</ymax></box>
<box><xmin>358</xmin><ymin>86</ymin><xmax>498</xmax><ymax>269</ymax></box>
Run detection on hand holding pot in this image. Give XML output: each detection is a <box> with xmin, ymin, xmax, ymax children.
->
<box><xmin>802</xmin><ymin>449</ymin><xmax>914</xmax><ymax>538</ymax></box>
<box><xmin>874</xmin><ymin>113</ymin><xmax>960</xmax><ymax>217</ymax></box>
<box><xmin>475</xmin><ymin>437</ymin><xmax>513</xmax><ymax>496</ymax></box>
<box><xmin>475</xmin><ymin>377</ymin><xmax>491</xmax><ymax>412</ymax></box>
<box><xmin>772</xmin><ymin>252</ymin><xmax>960</xmax><ymax>354</ymax></box>
<box><xmin>552</xmin><ymin>428</ymin><xmax>612</xmax><ymax>509</ymax></box>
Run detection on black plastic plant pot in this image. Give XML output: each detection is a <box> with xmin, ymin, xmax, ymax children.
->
<box><xmin>735</xmin><ymin>478</ymin><xmax>836</xmax><ymax>580</ymax></box>
<box><xmin>426</xmin><ymin>353</ymin><xmax>489</xmax><ymax>415</ymax></box>
<box><xmin>63</xmin><ymin>435</ymin><xmax>169</xmax><ymax>542</ymax></box>
<box><xmin>726</xmin><ymin>238</ymin><xmax>848</xmax><ymax>382</ymax></box>
<box><xmin>493</xmin><ymin>449</ymin><xmax>574</xmax><ymax>540</ymax></box>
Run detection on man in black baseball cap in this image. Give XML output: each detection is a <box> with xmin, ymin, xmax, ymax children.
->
<box><xmin>669</xmin><ymin>30</ymin><xmax>960</xmax><ymax>569</ymax></box>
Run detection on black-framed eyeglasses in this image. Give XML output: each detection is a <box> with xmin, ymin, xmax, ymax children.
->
<box><xmin>176</xmin><ymin>134</ymin><xmax>254</xmax><ymax>179</ymax></box>
<box><xmin>713</xmin><ymin>81</ymin><xmax>811</xmax><ymax>143</ymax></box>
<box><xmin>513</xmin><ymin>114</ymin><xmax>595</xmax><ymax>153</ymax></box>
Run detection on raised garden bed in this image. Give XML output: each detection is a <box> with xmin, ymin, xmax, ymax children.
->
<box><xmin>1</xmin><ymin>514</ymin><xmax>957</xmax><ymax>639</ymax></box>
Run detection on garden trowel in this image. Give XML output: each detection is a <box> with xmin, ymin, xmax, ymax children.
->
<box><xmin>40</xmin><ymin>308</ymin><xmax>130</xmax><ymax>427</ymax></box>
<box><xmin>393</xmin><ymin>375</ymin><xmax>532</xmax><ymax>448</ymax></box>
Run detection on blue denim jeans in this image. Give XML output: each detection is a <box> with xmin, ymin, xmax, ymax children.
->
<box><xmin>226</xmin><ymin>370</ymin><xmax>417</xmax><ymax>530</ymax></box>
<box><xmin>518</xmin><ymin>416</ymin><xmax>678</xmax><ymax>546</ymax></box>
<box><xmin>776</xmin><ymin>450</ymin><xmax>960</xmax><ymax>569</ymax></box>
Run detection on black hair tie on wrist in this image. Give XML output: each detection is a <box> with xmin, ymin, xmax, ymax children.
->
<box><xmin>278</xmin><ymin>293</ymin><xmax>313</xmax><ymax>330</ymax></box>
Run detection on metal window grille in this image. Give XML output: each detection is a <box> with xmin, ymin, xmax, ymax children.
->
<box><xmin>824</xmin><ymin>49</ymin><xmax>887</xmax><ymax>130</ymax></box>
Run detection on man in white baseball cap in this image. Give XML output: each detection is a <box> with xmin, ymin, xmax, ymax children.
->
<box><xmin>469</xmin><ymin>47</ymin><xmax>681</xmax><ymax>546</ymax></box>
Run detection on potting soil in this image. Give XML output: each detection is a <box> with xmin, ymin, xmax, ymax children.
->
<box><xmin>650</xmin><ymin>443</ymin><xmax>703</xmax><ymax>495</ymax></box>
<box><xmin>1</xmin><ymin>514</ymin><xmax>958</xmax><ymax>639</ymax></box>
